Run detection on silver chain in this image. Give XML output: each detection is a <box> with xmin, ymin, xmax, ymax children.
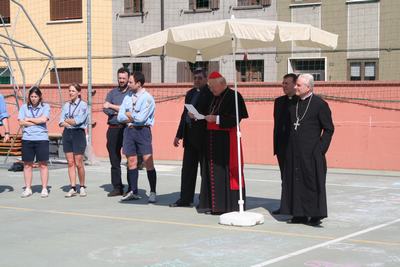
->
<box><xmin>295</xmin><ymin>94</ymin><xmax>313</xmax><ymax>126</ymax></box>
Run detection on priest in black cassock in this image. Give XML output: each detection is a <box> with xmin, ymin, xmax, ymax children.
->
<box><xmin>281</xmin><ymin>73</ymin><xmax>334</xmax><ymax>226</ymax></box>
<box><xmin>198</xmin><ymin>71</ymin><xmax>249</xmax><ymax>215</ymax></box>
<box><xmin>272</xmin><ymin>73</ymin><xmax>298</xmax><ymax>215</ymax></box>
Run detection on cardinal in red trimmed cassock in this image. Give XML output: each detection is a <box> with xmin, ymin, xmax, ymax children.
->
<box><xmin>197</xmin><ymin>71</ymin><xmax>249</xmax><ymax>215</ymax></box>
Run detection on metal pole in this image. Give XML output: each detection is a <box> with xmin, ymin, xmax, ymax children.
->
<box><xmin>160</xmin><ymin>0</ymin><xmax>165</xmax><ymax>82</ymax></box>
<box><xmin>87</xmin><ymin>0</ymin><xmax>93</xmax><ymax>148</ymax></box>
<box><xmin>10</xmin><ymin>0</ymin><xmax>63</xmax><ymax>106</ymax></box>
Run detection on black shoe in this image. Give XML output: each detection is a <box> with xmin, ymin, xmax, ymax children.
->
<box><xmin>287</xmin><ymin>216</ymin><xmax>308</xmax><ymax>224</ymax></box>
<box><xmin>307</xmin><ymin>217</ymin><xmax>323</xmax><ymax>227</ymax></box>
<box><xmin>107</xmin><ymin>189</ymin><xmax>123</xmax><ymax>197</ymax></box>
<box><xmin>272</xmin><ymin>208</ymin><xmax>281</xmax><ymax>215</ymax></box>
<box><xmin>169</xmin><ymin>200</ymin><xmax>191</xmax><ymax>207</ymax></box>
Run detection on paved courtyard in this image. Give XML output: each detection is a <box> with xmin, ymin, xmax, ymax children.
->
<box><xmin>0</xmin><ymin>159</ymin><xmax>399</xmax><ymax>267</ymax></box>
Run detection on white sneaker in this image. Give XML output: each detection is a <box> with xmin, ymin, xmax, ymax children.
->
<box><xmin>21</xmin><ymin>188</ymin><xmax>32</xmax><ymax>198</ymax></box>
<box><xmin>120</xmin><ymin>191</ymin><xmax>141</xmax><ymax>201</ymax></box>
<box><xmin>41</xmin><ymin>188</ymin><xmax>49</xmax><ymax>198</ymax></box>
<box><xmin>79</xmin><ymin>187</ymin><xmax>87</xmax><ymax>197</ymax></box>
<box><xmin>148</xmin><ymin>192</ymin><xmax>157</xmax><ymax>203</ymax></box>
<box><xmin>65</xmin><ymin>188</ymin><xmax>77</xmax><ymax>198</ymax></box>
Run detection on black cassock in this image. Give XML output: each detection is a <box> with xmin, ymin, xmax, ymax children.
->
<box><xmin>198</xmin><ymin>87</ymin><xmax>249</xmax><ymax>214</ymax></box>
<box><xmin>281</xmin><ymin>94</ymin><xmax>334</xmax><ymax>218</ymax></box>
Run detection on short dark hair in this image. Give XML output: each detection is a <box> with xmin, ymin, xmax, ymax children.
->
<box><xmin>28</xmin><ymin>86</ymin><xmax>43</xmax><ymax>106</ymax></box>
<box><xmin>133</xmin><ymin>71</ymin><xmax>145</xmax><ymax>86</ymax></box>
<box><xmin>283</xmin><ymin>73</ymin><xmax>298</xmax><ymax>83</ymax></box>
<box><xmin>193</xmin><ymin>68</ymin><xmax>207</xmax><ymax>78</ymax></box>
<box><xmin>117</xmin><ymin>67</ymin><xmax>130</xmax><ymax>76</ymax></box>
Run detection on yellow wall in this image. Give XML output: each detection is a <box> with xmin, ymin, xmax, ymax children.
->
<box><xmin>0</xmin><ymin>0</ymin><xmax>112</xmax><ymax>85</ymax></box>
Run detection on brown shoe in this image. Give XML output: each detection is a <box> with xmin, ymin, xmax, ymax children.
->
<box><xmin>107</xmin><ymin>189</ymin><xmax>123</xmax><ymax>197</ymax></box>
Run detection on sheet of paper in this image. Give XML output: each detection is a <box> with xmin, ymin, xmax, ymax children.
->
<box><xmin>184</xmin><ymin>104</ymin><xmax>205</xmax><ymax>120</ymax></box>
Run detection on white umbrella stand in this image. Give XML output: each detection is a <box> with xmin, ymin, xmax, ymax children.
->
<box><xmin>219</xmin><ymin>36</ymin><xmax>264</xmax><ymax>227</ymax></box>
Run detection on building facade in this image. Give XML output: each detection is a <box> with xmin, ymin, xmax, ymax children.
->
<box><xmin>0</xmin><ymin>0</ymin><xmax>398</xmax><ymax>85</ymax></box>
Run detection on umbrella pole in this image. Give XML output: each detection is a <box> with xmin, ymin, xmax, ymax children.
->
<box><xmin>219</xmin><ymin>36</ymin><xmax>264</xmax><ymax>227</ymax></box>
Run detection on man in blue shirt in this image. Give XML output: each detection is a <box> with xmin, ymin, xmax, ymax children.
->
<box><xmin>103</xmin><ymin>67</ymin><xmax>131</xmax><ymax>197</ymax></box>
<box><xmin>0</xmin><ymin>94</ymin><xmax>10</xmax><ymax>142</ymax></box>
<box><xmin>118</xmin><ymin>71</ymin><xmax>157</xmax><ymax>203</ymax></box>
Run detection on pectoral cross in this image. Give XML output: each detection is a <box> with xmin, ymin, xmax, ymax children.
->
<box><xmin>294</xmin><ymin>118</ymin><xmax>300</xmax><ymax>130</ymax></box>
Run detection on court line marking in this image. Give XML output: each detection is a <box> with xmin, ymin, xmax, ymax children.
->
<box><xmin>247</xmin><ymin>178</ymin><xmax>400</xmax><ymax>190</ymax></box>
<box><xmin>0</xmin><ymin>205</ymin><xmax>399</xmax><ymax>247</ymax></box>
<box><xmin>250</xmin><ymin>217</ymin><xmax>400</xmax><ymax>267</ymax></box>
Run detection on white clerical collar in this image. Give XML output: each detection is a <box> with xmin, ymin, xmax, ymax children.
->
<box><xmin>301</xmin><ymin>92</ymin><xmax>313</xmax><ymax>101</ymax></box>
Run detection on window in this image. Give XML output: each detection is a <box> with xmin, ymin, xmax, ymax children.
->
<box><xmin>348</xmin><ymin>59</ymin><xmax>378</xmax><ymax>81</ymax></box>
<box><xmin>188</xmin><ymin>0</ymin><xmax>219</xmax><ymax>10</ymax></box>
<box><xmin>289</xmin><ymin>58</ymin><xmax>326</xmax><ymax>81</ymax></box>
<box><xmin>346</xmin><ymin>0</ymin><xmax>379</xmax><ymax>4</ymax></box>
<box><xmin>124</xmin><ymin>0</ymin><xmax>143</xmax><ymax>14</ymax></box>
<box><xmin>0</xmin><ymin>68</ymin><xmax>10</xmax><ymax>84</ymax></box>
<box><xmin>237</xmin><ymin>0</ymin><xmax>271</xmax><ymax>7</ymax></box>
<box><xmin>50</xmin><ymin>68</ymin><xmax>82</xmax><ymax>84</ymax></box>
<box><xmin>177</xmin><ymin>61</ymin><xmax>219</xmax><ymax>82</ymax></box>
<box><xmin>235</xmin><ymin>60</ymin><xmax>264</xmax><ymax>82</ymax></box>
<box><xmin>123</xmin><ymin>63</ymin><xmax>151</xmax><ymax>83</ymax></box>
<box><xmin>50</xmin><ymin>0</ymin><xmax>82</xmax><ymax>21</ymax></box>
<box><xmin>0</xmin><ymin>0</ymin><xmax>10</xmax><ymax>24</ymax></box>
<box><xmin>291</xmin><ymin>0</ymin><xmax>322</xmax><ymax>4</ymax></box>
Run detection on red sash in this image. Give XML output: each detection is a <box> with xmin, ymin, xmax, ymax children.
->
<box><xmin>207</xmin><ymin>122</ymin><xmax>245</xmax><ymax>190</ymax></box>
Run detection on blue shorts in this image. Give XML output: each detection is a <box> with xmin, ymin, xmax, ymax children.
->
<box><xmin>62</xmin><ymin>128</ymin><xmax>86</xmax><ymax>155</ymax></box>
<box><xmin>122</xmin><ymin>126</ymin><xmax>153</xmax><ymax>157</ymax></box>
<box><xmin>22</xmin><ymin>140</ymin><xmax>49</xmax><ymax>162</ymax></box>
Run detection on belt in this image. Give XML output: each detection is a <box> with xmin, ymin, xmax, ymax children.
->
<box><xmin>128</xmin><ymin>125</ymin><xmax>150</xmax><ymax>129</ymax></box>
<box><xmin>108</xmin><ymin>125</ymin><xmax>125</xmax><ymax>129</ymax></box>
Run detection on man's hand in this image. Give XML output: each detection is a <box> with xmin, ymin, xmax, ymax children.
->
<box><xmin>103</xmin><ymin>101</ymin><xmax>111</xmax><ymax>109</ymax></box>
<box><xmin>173</xmin><ymin>137</ymin><xmax>181</xmax><ymax>147</ymax></box>
<box><xmin>125</xmin><ymin>111</ymin><xmax>133</xmax><ymax>122</ymax></box>
<box><xmin>188</xmin><ymin>112</ymin><xmax>195</xmax><ymax>119</ymax></box>
<box><xmin>205</xmin><ymin>115</ymin><xmax>217</xmax><ymax>123</ymax></box>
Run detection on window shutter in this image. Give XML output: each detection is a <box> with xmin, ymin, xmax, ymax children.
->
<box><xmin>210</xmin><ymin>0</ymin><xmax>219</xmax><ymax>10</ymax></box>
<box><xmin>142</xmin><ymin>63</ymin><xmax>151</xmax><ymax>83</ymax></box>
<box><xmin>50</xmin><ymin>0</ymin><xmax>82</xmax><ymax>21</ymax></box>
<box><xmin>177</xmin><ymin>62</ymin><xmax>192</xmax><ymax>83</ymax></box>
<box><xmin>124</xmin><ymin>0</ymin><xmax>134</xmax><ymax>14</ymax></box>
<box><xmin>69</xmin><ymin>0</ymin><xmax>82</xmax><ymax>19</ymax></box>
<box><xmin>189</xmin><ymin>0</ymin><xmax>195</xmax><ymax>10</ymax></box>
<box><xmin>133</xmin><ymin>0</ymin><xmax>142</xmax><ymax>13</ymax></box>
<box><xmin>51</xmin><ymin>68</ymin><xmax>83</xmax><ymax>84</ymax></box>
<box><xmin>260</xmin><ymin>0</ymin><xmax>271</xmax><ymax>6</ymax></box>
<box><xmin>0</xmin><ymin>0</ymin><xmax>10</xmax><ymax>23</ymax></box>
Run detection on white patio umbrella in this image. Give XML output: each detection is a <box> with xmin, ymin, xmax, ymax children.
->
<box><xmin>129</xmin><ymin>17</ymin><xmax>338</xmax><ymax>227</ymax></box>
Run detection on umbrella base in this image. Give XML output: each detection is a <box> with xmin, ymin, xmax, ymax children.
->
<box><xmin>219</xmin><ymin>211</ymin><xmax>264</xmax><ymax>227</ymax></box>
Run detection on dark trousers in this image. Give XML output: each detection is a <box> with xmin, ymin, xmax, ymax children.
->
<box><xmin>106</xmin><ymin>127</ymin><xmax>125</xmax><ymax>190</ymax></box>
<box><xmin>180</xmin><ymin>142</ymin><xmax>202</xmax><ymax>204</ymax></box>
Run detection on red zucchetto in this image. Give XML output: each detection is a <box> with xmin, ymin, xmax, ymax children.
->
<box><xmin>208</xmin><ymin>71</ymin><xmax>223</xmax><ymax>79</ymax></box>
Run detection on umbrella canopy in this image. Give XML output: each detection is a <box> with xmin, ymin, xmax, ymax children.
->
<box><xmin>129</xmin><ymin>18</ymin><xmax>338</xmax><ymax>62</ymax></box>
<box><xmin>128</xmin><ymin>18</ymin><xmax>338</xmax><ymax>226</ymax></box>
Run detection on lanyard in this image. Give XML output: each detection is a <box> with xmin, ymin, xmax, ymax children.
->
<box><xmin>68</xmin><ymin>98</ymin><xmax>81</xmax><ymax>119</ymax></box>
<box><xmin>29</xmin><ymin>105</ymin><xmax>41</xmax><ymax>118</ymax></box>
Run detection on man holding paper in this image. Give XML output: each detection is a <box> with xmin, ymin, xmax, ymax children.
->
<box><xmin>170</xmin><ymin>68</ymin><xmax>212</xmax><ymax>207</ymax></box>
<box><xmin>198</xmin><ymin>71</ymin><xmax>249</xmax><ymax>215</ymax></box>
